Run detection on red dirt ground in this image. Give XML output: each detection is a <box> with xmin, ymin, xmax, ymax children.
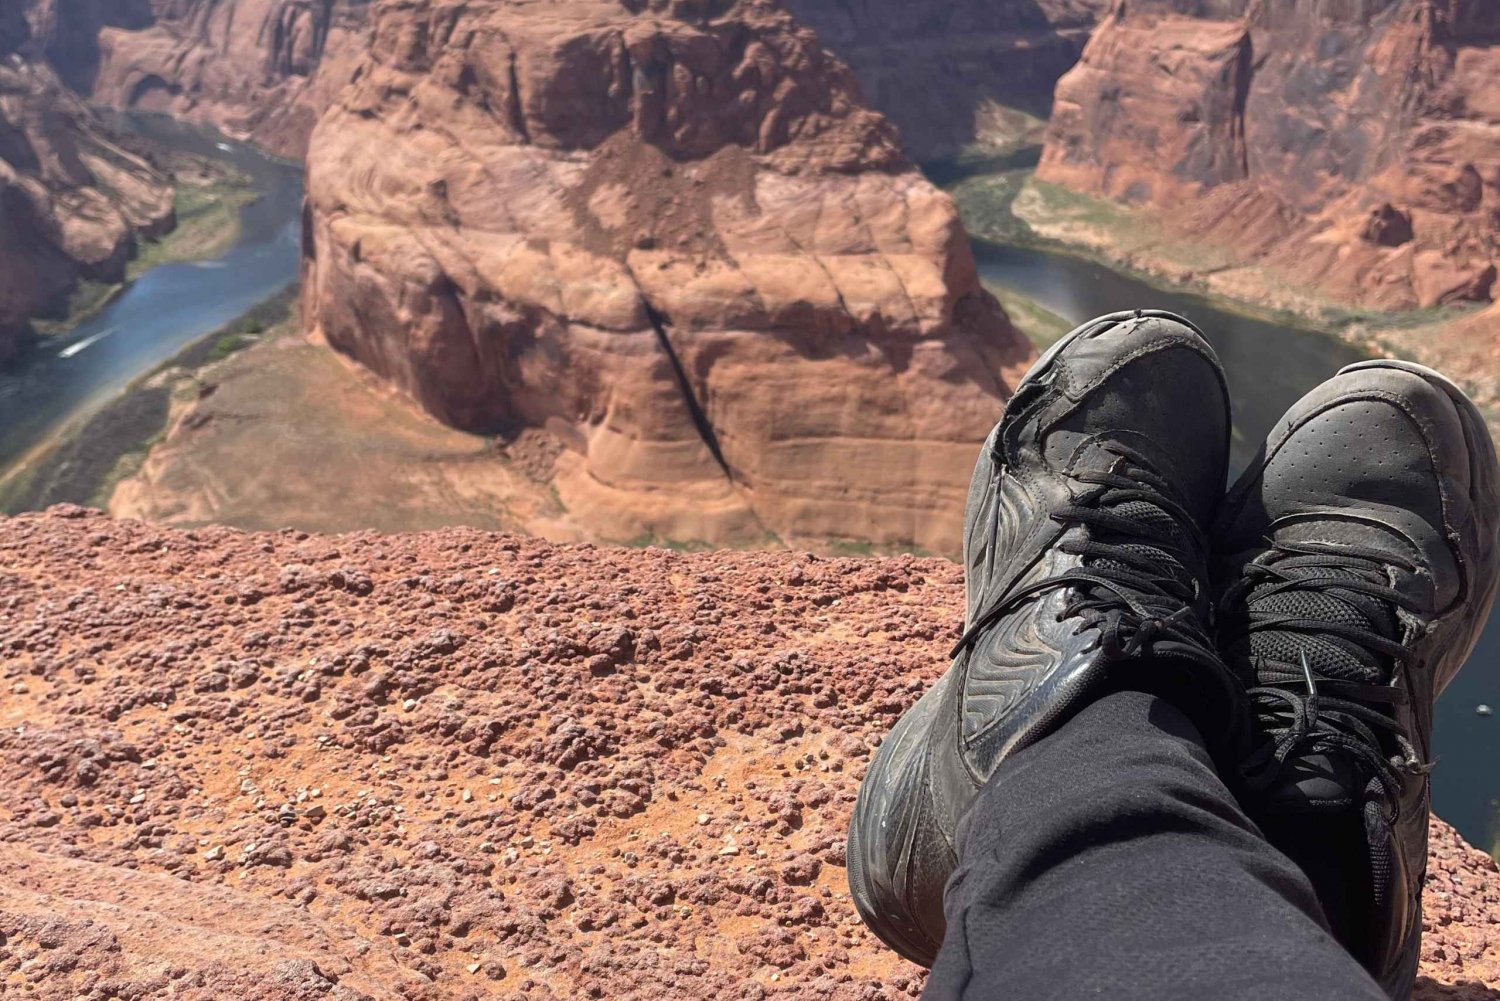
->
<box><xmin>1</xmin><ymin>509</ymin><xmax>1497</xmax><ymax>1000</ymax></box>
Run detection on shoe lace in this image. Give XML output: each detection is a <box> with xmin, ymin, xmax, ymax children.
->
<box><xmin>1219</xmin><ymin>540</ymin><xmax>1425</xmax><ymax>802</ymax></box>
<box><xmin>951</xmin><ymin>445</ymin><xmax>1215</xmax><ymax>663</ymax></box>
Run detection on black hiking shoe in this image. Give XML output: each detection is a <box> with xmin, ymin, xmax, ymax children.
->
<box><xmin>1214</xmin><ymin>360</ymin><xmax>1500</xmax><ymax>1000</ymax></box>
<box><xmin>847</xmin><ymin>310</ymin><xmax>1250</xmax><ymax>966</ymax></box>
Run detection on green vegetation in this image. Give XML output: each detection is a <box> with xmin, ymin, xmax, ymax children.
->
<box><xmin>25</xmin><ymin>171</ymin><xmax>260</xmax><ymax>339</ymax></box>
<box><xmin>0</xmin><ymin>384</ymin><xmax>172</xmax><ymax>513</ymax></box>
<box><xmin>0</xmin><ymin>287</ymin><xmax>294</xmax><ymax>515</ymax></box>
<box><xmin>948</xmin><ymin>169</ymin><xmax>1035</xmax><ymax>244</ymax></box>
<box><xmin>128</xmin><ymin>175</ymin><xmax>258</xmax><ymax>279</ymax></box>
<box><xmin>152</xmin><ymin>287</ymin><xmax>293</xmax><ymax>375</ymax></box>
<box><xmin>31</xmin><ymin>281</ymin><xmax>123</xmax><ymax>337</ymax></box>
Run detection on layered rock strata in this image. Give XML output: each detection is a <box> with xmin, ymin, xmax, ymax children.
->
<box><xmin>29</xmin><ymin>0</ymin><xmax>373</xmax><ymax>158</ymax></box>
<box><xmin>300</xmin><ymin>0</ymin><xmax>1033</xmax><ymax>553</ymax></box>
<box><xmin>1039</xmin><ymin>0</ymin><xmax>1500</xmax><ymax>311</ymax></box>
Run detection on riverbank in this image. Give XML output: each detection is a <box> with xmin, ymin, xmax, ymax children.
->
<box><xmin>0</xmin><ymin>112</ymin><xmax>304</xmax><ymax>480</ymax></box>
<box><xmin>935</xmin><ymin>152</ymin><xmax>1499</xmax><ymax>432</ymax></box>
<box><xmin>30</xmin><ymin>148</ymin><xmax>259</xmax><ymax>339</ymax></box>
<box><xmin>0</xmin><ymin>289</ymin><xmax>292</xmax><ymax>513</ymax></box>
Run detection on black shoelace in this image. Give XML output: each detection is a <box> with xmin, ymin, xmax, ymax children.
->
<box><xmin>1220</xmin><ymin>541</ymin><xmax>1425</xmax><ymax>802</ymax></box>
<box><xmin>952</xmin><ymin>445</ymin><xmax>1216</xmax><ymax>664</ymax></box>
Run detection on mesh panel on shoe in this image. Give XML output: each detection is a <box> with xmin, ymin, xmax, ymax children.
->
<box><xmin>1090</xmin><ymin>500</ymin><xmax>1196</xmax><ymax>600</ymax></box>
<box><xmin>1242</xmin><ymin>566</ymin><xmax>1399</xmax><ymax>683</ymax></box>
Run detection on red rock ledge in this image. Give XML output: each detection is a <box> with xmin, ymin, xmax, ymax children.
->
<box><xmin>0</xmin><ymin>508</ymin><xmax>1495</xmax><ymax>1000</ymax></box>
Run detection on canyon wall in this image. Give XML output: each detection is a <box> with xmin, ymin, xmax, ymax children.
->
<box><xmin>0</xmin><ymin>16</ymin><xmax>174</xmax><ymax>362</ymax></box>
<box><xmin>26</xmin><ymin>0</ymin><xmax>1116</xmax><ymax>180</ymax></box>
<box><xmin>301</xmin><ymin>0</ymin><xmax>1033</xmax><ymax>553</ymax></box>
<box><xmin>784</xmin><ymin>0</ymin><xmax>1107</xmax><ymax>160</ymax></box>
<box><xmin>29</xmin><ymin>0</ymin><xmax>372</xmax><ymax>159</ymax></box>
<box><xmin>1038</xmin><ymin>0</ymin><xmax>1500</xmax><ymax>311</ymax></box>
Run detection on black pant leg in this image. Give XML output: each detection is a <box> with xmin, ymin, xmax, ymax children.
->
<box><xmin>923</xmin><ymin>689</ymin><xmax>1385</xmax><ymax>1001</ymax></box>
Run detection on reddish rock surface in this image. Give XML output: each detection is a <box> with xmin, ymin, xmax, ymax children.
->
<box><xmin>1039</xmin><ymin>0</ymin><xmax>1500</xmax><ymax>311</ymax></box>
<box><xmin>0</xmin><ymin>16</ymin><xmax>174</xmax><ymax>363</ymax></box>
<box><xmin>28</xmin><ymin>0</ymin><xmax>372</xmax><ymax>158</ymax></box>
<box><xmin>300</xmin><ymin>0</ymin><xmax>1032</xmax><ymax>555</ymax></box>
<box><xmin>783</xmin><ymin>0</ymin><xmax>1108</xmax><ymax>159</ymax></box>
<box><xmin>0</xmin><ymin>508</ymin><xmax>1497</xmax><ymax>999</ymax></box>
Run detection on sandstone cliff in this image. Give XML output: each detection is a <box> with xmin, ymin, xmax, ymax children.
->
<box><xmin>1039</xmin><ymin>0</ymin><xmax>1500</xmax><ymax>312</ymax></box>
<box><xmin>784</xmin><ymin>0</ymin><xmax>1108</xmax><ymax>160</ymax></box>
<box><xmin>300</xmin><ymin>0</ymin><xmax>1033</xmax><ymax>554</ymax></box>
<box><xmin>30</xmin><ymin>0</ymin><xmax>372</xmax><ymax>159</ymax></box>
<box><xmin>3</xmin><ymin>508</ymin><xmax>1500</xmax><ymax>999</ymax></box>
<box><xmin>0</xmin><ymin>18</ymin><xmax>174</xmax><ymax>363</ymax></box>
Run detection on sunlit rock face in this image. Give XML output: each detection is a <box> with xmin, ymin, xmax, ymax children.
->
<box><xmin>300</xmin><ymin>0</ymin><xmax>1034</xmax><ymax>552</ymax></box>
<box><xmin>1040</xmin><ymin>0</ymin><xmax>1500</xmax><ymax>310</ymax></box>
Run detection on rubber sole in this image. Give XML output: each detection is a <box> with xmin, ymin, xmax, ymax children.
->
<box><xmin>845</xmin><ymin>676</ymin><xmax>950</xmax><ymax>966</ymax></box>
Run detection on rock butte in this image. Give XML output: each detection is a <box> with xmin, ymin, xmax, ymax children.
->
<box><xmin>0</xmin><ymin>7</ymin><xmax>174</xmax><ymax>363</ymax></box>
<box><xmin>300</xmin><ymin>0</ymin><xmax>1033</xmax><ymax>555</ymax></box>
<box><xmin>1039</xmin><ymin>0</ymin><xmax>1500</xmax><ymax>312</ymax></box>
<box><xmin>1</xmin><ymin>508</ymin><xmax>1498</xmax><ymax>999</ymax></box>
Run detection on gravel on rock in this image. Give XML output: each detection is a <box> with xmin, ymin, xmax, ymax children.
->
<box><xmin>0</xmin><ymin>508</ymin><xmax>1495</xmax><ymax>1000</ymax></box>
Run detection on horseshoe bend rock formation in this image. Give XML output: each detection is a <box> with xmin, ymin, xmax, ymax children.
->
<box><xmin>783</xmin><ymin>0</ymin><xmax>1108</xmax><ymax>160</ymax></box>
<box><xmin>3</xmin><ymin>508</ymin><xmax>1500</xmax><ymax>1000</ymax></box>
<box><xmin>29</xmin><ymin>0</ymin><xmax>373</xmax><ymax>158</ymax></box>
<box><xmin>301</xmin><ymin>0</ymin><xmax>1033</xmax><ymax>554</ymax></box>
<box><xmin>1038</xmin><ymin>0</ymin><xmax>1500</xmax><ymax>311</ymax></box>
<box><xmin>0</xmin><ymin>17</ymin><xmax>174</xmax><ymax>363</ymax></box>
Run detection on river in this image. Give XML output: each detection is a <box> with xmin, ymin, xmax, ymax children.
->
<box><xmin>971</xmin><ymin>233</ymin><xmax>1500</xmax><ymax>854</ymax></box>
<box><xmin>0</xmin><ymin>113</ymin><xmax>302</xmax><ymax>468</ymax></box>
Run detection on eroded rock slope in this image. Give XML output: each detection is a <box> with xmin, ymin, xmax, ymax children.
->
<box><xmin>1040</xmin><ymin>0</ymin><xmax>1500</xmax><ymax>311</ymax></box>
<box><xmin>300</xmin><ymin>0</ymin><xmax>1033</xmax><ymax>554</ymax></box>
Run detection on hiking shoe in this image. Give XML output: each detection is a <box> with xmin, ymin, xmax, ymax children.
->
<box><xmin>1214</xmin><ymin>360</ymin><xmax>1500</xmax><ymax>999</ymax></box>
<box><xmin>847</xmin><ymin>310</ymin><xmax>1250</xmax><ymax>965</ymax></box>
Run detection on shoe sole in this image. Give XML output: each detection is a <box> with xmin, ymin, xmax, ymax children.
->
<box><xmin>846</xmin><ymin>674</ymin><xmax>951</xmax><ymax>966</ymax></box>
<box><xmin>846</xmin><ymin>307</ymin><xmax>1220</xmax><ymax>967</ymax></box>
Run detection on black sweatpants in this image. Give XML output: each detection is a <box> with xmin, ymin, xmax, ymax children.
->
<box><xmin>923</xmin><ymin>689</ymin><xmax>1388</xmax><ymax>1000</ymax></box>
